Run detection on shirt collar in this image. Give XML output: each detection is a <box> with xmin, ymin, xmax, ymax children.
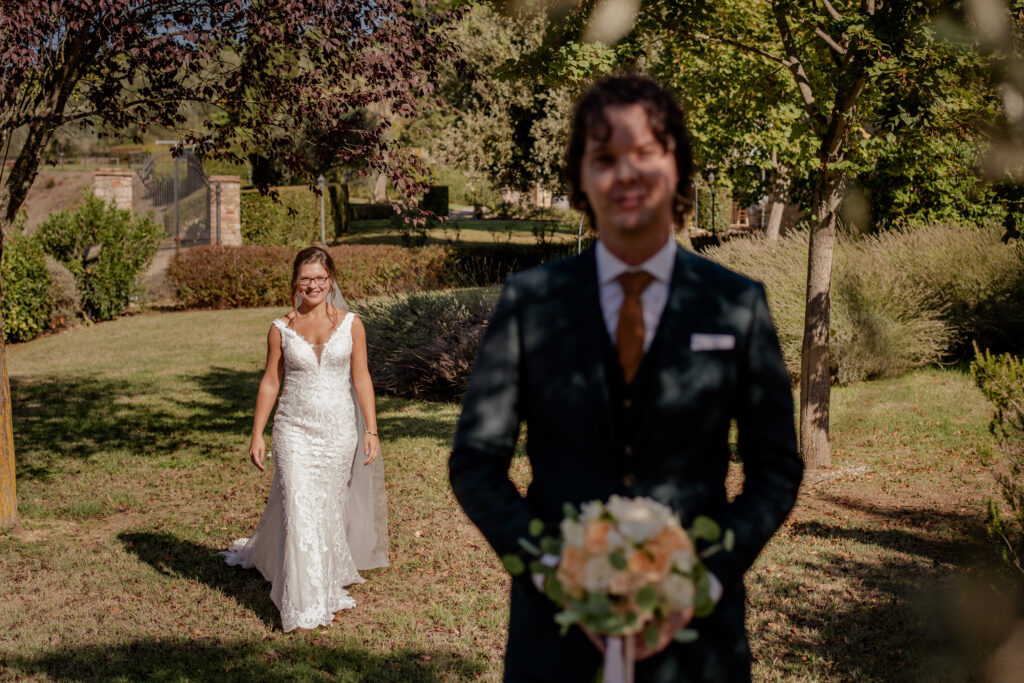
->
<box><xmin>596</xmin><ymin>234</ymin><xmax>677</xmax><ymax>286</ymax></box>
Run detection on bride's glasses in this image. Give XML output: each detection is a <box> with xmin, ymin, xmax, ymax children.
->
<box><xmin>298</xmin><ymin>276</ymin><xmax>329</xmax><ymax>287</ymax></box>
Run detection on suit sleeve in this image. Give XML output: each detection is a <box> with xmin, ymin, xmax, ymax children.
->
<box><xmin>704</xmin><ymin>283</ymin><xmax>803</xmax><ymax>589</ymax></box>
<box><xmin>449</xmin><ymin>278</ymin><xmax>533</xmax><ymax>560</ymax></box>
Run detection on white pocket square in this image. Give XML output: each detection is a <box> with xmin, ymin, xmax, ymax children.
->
<box><xmin>690</xmin><ymin>333</ymin><xmax>735</xmax><ymax>351</ymax></box>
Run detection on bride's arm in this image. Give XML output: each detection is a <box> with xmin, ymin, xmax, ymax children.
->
<box><xmin>350</xmin><ymin>315</ymin><xmax>380</xmax><ymax>465</ymax></box>
<box><xmin>250</xmin><ymin>324</ymin><xmax>284</xmax><ymax>472</ymax></box>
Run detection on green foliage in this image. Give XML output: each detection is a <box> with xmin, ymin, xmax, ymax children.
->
<box><xmin>705</xmin><ymin>224</ymin><xmax>1024</xmax><ymax>384</ymax></box>
<box><xmin>695</xmin><ymin>182</ymin><xmax>733</xmax><ymax>234</ymax></box>
<box><xmin>37</xmin><ymin>194</ymin><xmax>162</xmax><ymax>321</ymax></box>
<box><xmin>971</xmin><ymin>346</ymin><xmax>1024</xmax><ymax>577</ymax></box>
<box><xmin>1</xmin><ymin>232</ymin><xmax>52</xmax><ymax>343</ymax></box>
<box><xmin>422</xmin><ymin>186</ymin><xmax>449</xmax><ymax>217</ymax></box>
<box><xmin>168</xmin><ymin>245</ymin><xmax>449</xmax><ymax>309</ymax></box>
<box><xmin>353</xmin><ymin>288</ymin><xmax>498</xmax><ymax>401</ymax></box>
<box><xmin>240</xmin><ymin>185</ymin><xmax>349</xmax><ymax>247</ymax></box>
<box><xmin>43</xmin><ymin>256</ymin><xmax>80</xmax><ymax>331</ymax></box>
<box><xmin>430</xmin><ymin>166</ymin><xmax>501</xmax><ymax>209</ymax></box>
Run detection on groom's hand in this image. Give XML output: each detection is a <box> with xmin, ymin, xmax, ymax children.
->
<box><xmin>582</xmin><ymin>608</ymin><xmax>694</xmax><ymax>661</ymax></box>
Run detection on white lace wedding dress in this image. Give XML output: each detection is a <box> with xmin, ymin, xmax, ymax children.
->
<box><xmin>225</xmin><ymin>311</ymin><xmax>388</xmax><ymax>632</ymax></box>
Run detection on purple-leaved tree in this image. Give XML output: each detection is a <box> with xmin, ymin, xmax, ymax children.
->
<box><xmin>0</xmin><ymin>0</ymin><xmax>460</xmax><ymax>531</ymax></box>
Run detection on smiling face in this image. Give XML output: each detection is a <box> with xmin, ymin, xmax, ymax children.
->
<box><xmin>579</xmin><ymin>104</ymin><xmax>679</xmax><ymax>253</ymax></box>
<box><xmin>296</xmin><ymin>262</ymin><xmax>331</xmax><ymax>308</ymax></box>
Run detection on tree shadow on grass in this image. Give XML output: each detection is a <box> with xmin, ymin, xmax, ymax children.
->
<box><xmin>754</xmin><ymin>502</ymin><xmax>1021</xmax><ymax>681</ymax></box>
<box><xmin>11</xmin><ymin>366</ymin><xmax>258</xmax><ymax>480</ymax></box>
<box><xmin>4</xmin><ymin>635</ymin><xmax>486</xmax><ymax>681</ymax></box>
<box><xmin>119</xmin><ymin>531</ymin><xmax>280</xmax><ymax>629</ymax></box>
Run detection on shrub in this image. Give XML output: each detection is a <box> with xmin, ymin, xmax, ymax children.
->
<box><xmin>355</xmin><ymin>288</ymin><xmax>498</xmax><ymax>400</ymax></box>
<box><xmin>704</xmin><ymin>228</ymin><xmax>955</xmax><ymax>384</ymax></box>
<box><xmin>351</xmin><ymin>203</ymin><xmax>397</xmax><ymax>221</ymax></box>
<box><xmin>971</xmin><ymin>345</ymin><xmax>1024</xmax><ymax>578</ymax></box>
<box><xmin>168</xmin><ymin>244</ymin><xmax>449</xmax><ymax>309</ymax></box>
<box><xmin>44</xmin><ymin>256</ymin><xmax>80</xmax><ymax>331</ymax></box>
<box><xmin>440</xmin><ymin>242</ymin><xmax>578</xmax><ymax>288</ymax></box>
<box><xmin>241</xmin><ymin>185</ymin><xmax>349</xmax><ymax>246</ymax></box>
<box><xmin>1</xmin><ymin>232</ymin><xmax>52</xmax><ymax>343</ymax></box>
<box><xmin>37</xmin><ymin>194</ymin><xmax>162</xmax><ymax>321</ymax></box>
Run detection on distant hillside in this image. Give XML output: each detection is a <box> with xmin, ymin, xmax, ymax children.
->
<box><xmin>18</xmin><ymin>169</ymin><xmax>96</xmax><ymax>232</ymax></box>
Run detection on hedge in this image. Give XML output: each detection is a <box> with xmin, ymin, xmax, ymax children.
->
<box><xmin>1</xmin><ymin>233</ymin><xmax>53</xmax><ymax>343</ymax></box>
<box><xmin>241</xmin><ymin>185</ymin><xmax>349</xmax><ymax>246</ymax></box>
<box><xmin>168</xmin><ymin>244</ymin><xmax>450</xmax><ymax>308</ymax></box>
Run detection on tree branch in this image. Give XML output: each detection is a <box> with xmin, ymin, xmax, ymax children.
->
<box><xmin>814</xmin><ymin>26</ymin><xmax>847</xmax><ymax>57</ymax></box>
<box><xmin>820</xmin><ymin>0</ymin><xmax>844</xmax><ymax>22</ymax></box>
<box><xmin>691</xmin><ymin>32</ymin><xmax>789</xmax><ymax>67</ymax></box>
<box><xmin>772</xmin><ymin>1</ymin><xmax>828</xmax><ymax>132</ymax></box>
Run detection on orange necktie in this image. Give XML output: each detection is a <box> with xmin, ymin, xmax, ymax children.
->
<box><xmin>616</xmin><ymin>271</ymin><xmax>655</xmax><ymax>383</ymax></box>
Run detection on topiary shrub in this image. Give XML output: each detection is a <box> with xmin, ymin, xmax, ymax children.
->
<box><xmin>43</xmin><ymin>256</ymin><xmax>80</xmax><ymax>331</ymax></box>
<box><xmin>168</xmin><ymin>244</ymin><xmax>450</xmax><ymax>309</ymax></box>
<box><xmin>354</xmin><ymin>288</ymin><xmax>498</xmax><ymax>401</ymax></box>
<box><xmin>37</xmin><ymin>194</ymin><xmax>162</xmax><ymax>321</ymax></box>
<box><xmin>1</xmin><ymin>231</ymin><xmax>53</xmax><ymax>343</ymax></box>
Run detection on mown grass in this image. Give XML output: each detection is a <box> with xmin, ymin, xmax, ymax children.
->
<box><xmin>340</xmin><ymin>218</ymin><xmax>577</xmax><ymax>247</ymax></box>
<box><xmin>0</xmin><ymin>309</ymin><xmax>1017</xmax><ymax>681</ymax></box>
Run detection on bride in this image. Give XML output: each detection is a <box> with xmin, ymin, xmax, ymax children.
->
<box><xmin>224</xmin><ymin>245</ymin><xmax>389</xmax><ymax>632</ymax></box>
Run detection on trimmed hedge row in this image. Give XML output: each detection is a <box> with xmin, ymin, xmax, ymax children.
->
<box><xmin>168</xmin><ymin>244</ymin><xmax>451</xmax><ymax>308</ymax></box>
<box><xmin>167</xmin><ymin>242</ymin><xmax>574</xmax><ymax>309</ymax></box>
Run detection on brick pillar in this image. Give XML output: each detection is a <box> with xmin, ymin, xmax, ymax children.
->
<box><xmin>93</xmin><ymin>168</ymin><xmax>134</xmax><ymax>211</ymax></box>
<box><xmin>209</xmin><ymin>175</ymin><xmax>242</xmax><ymax>245</ymax></box>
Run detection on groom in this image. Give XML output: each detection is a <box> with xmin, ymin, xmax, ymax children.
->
<box><xmin>450</xmin><ymin>75</ymin><xmax>802</xmax><ymax>682</ymax></box>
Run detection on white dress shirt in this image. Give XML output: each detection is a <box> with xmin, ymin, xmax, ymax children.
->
<box><xmin>595</xmin><ymin>235</ymin><xmax>677</xmax><ymax>352</ymax></box>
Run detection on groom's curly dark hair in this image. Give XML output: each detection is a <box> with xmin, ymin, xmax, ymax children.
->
<box><xmin>564</xmin><ymin>74</ymin><xmax>694</xmax><ymax>228</ymax></box>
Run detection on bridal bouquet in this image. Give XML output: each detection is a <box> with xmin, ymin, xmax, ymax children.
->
<box><xmin>504</xmin><ymin>496</ymin><xmax>732</xmax><ymax>682</ymax></box>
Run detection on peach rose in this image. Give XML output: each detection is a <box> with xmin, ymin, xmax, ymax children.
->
<box><xmin>627</xmin><ymin>546</ymin><xmax>672</xmax><ymax>583</ymax></box>
<box><xmin>584</xmin><ymin>520</ymin><xmax>612</xmax><ymax>554</ymax></box>
<box><xmin>558</xmin><ymin>545</ymin><xmax>586</xmax><ymax>596</ymax></box>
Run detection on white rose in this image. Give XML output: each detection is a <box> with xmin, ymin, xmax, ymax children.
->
<box><xmin>661</xmin><ymin>572</ymin><xmax>696</xmax><ymax>611</ymax></box>
<box><xmin>583</xmin><ymin>556</ymin><xmax>615</xmax><ymax>593</ymax></box>
<box><xmin>671</xmin><ymin>549</ymin><xmax>697</xmax><ymax>573</ymax></box>
<box><xmin>579</xmin><ymin>500</ymin><xmax>605</xmax><ymax>525</ymax></box>
<box><xmin>561</xmin><ymin>518</ymin><xmax>584</xmax><ymax>548</ymax></box>
<box><xmin>609</xmin><ymin>497</ymin><xmax>672</xmax><ymax>544</ymax></box>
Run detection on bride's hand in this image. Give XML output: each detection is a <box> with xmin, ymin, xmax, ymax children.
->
<box><xmin>363</xmin><ymin>431</ymin><xmax>380</xmax><ymax>465</ymax></box>
<box><xmin>249</xmin><ymin>435</ymin><xmax>266</xmax><ymax>473</ymax></box>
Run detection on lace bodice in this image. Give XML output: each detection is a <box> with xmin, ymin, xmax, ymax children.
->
<box><xmin>273</xmin><ymin>312</ymin><xmax>356</xmax><ymax>438</ymax></box>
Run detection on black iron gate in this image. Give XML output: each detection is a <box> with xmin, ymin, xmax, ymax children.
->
<box><xmin>133</xmin><ymin>149</ymin><xmax>212</xmax><ymax>248</ymax></box>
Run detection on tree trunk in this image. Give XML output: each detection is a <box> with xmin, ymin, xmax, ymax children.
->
<box><xmin>799</xmin><ymin>173</ymin><xmax>842</xmax><ymax>469</ymax></box>
<box><xmin>765</xmin><ymin>197</ymin><xmax>784</xmax><ymax>241</ymax></box>
<box><xmin>0</xmin><ymin>325</ymin><xmax>19</xmax><ymax>533</ymax></box>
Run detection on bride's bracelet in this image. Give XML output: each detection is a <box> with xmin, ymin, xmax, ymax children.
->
<box><xmin>365</xmin><ymin>430</ymin><xmax>378</xmax><ymax>437</ymax></box>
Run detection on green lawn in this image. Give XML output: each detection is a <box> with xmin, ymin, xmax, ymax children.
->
<box><xmin>339</xmin><ymin>217</ymin><xmax>579</xmax><ymax>247</ymax></box>
<box><xmin>0</xmin><ymin>309</ymin><xmax>1014</xmax><ymax>681</ymax></box>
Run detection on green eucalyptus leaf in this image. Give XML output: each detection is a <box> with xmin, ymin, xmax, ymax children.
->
<box><xmin>609</xmin><ymin>550</ymin><xmax>627</xmax><ymax>570</ymax></box>
<box><xmin>518</xmin><ymin>538</ymin><xmax>541</xmax><ymax>556</ymax></box>
<box><xmin>689</xmin><ymin>516</ymin><xmax>721</xmax><ymax>542</ymax></box>
<box><xmin>644</xmin><ymin>625</ymin><xmax>660</xmax><ymax>649</ymax></box>
<box><xmin>529</xmin><ymin>518</ymin><xmax>545</xmax><ymax>537</ymax></box>
<box><xmin>502</xmin><ymin>554</ymin><xmax>525</xmax><ymax>575</ymax></box>
<box><xmin>673</xmin><ymin>628</ymin><xmax>700</xmax><ymax>643</ymax></box>
<box><xmin>635</xmin><ymin>586</ymin><xmax>658</xmax><ymax>611</ymax></box>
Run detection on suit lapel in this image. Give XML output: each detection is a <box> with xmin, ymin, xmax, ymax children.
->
<box><xmin>566</xmin><ymin>247</ymin><xmax>619</xmax><ymax>451</ymax></box>
<box><xmin>633</xmin><ymin>246</ymin><xmax>704</xmax><ymax>460</ymax></box>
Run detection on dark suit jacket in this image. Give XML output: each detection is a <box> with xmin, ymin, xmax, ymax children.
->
<box><xmin>450</xmin><ymin>244</ymin><xmax>803</xmax><ymax>682</ymax></box>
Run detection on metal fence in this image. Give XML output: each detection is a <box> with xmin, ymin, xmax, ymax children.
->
<box><xmin>133</xmin><ymin>149</ymin><xmax>211</xmax><ymax>248</ymax></box>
